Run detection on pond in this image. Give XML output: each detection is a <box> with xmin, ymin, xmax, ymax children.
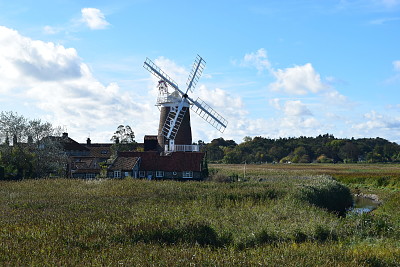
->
<box><xmin>349</xmin><ymin>195</ymin><xmax>381</xmax><ymax>215</ymax></box>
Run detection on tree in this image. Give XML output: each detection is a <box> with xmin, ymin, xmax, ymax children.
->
<box><xmin>0</xmin><ymin>111</ymin><xmax>27</xmax><ymax>144</ymax></box>
<box><xmin>339</xmin><ymin>142</ymin><xmax>359</xmax><ymax>163</ymax></box>
<box><xmin>0</xmin><ymin>111</ymin><xmax>66</xmax><ymax>179</ymax></box>
<box><xmin>111</xmin><ymin>125</ymin><xmax>135</xmax><ymax>144</ymax></box>
<box><xmin>110</xmin><ymin>125</ymin><xmax>137</xmax><ymax>154</ymax></box>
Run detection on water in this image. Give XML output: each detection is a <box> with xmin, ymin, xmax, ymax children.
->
<box><xmin>350</xmin><ymin>195</ymin><xmax>380</xmax><ymax>215</ymax></box>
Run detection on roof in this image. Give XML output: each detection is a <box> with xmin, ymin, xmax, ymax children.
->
<box><xmin>85</xmin><ymin>143</ymin><xmax>113</xmax><ymax>158</ymax></box>
<box><xmin>46</xmin><ymin>135</ymin><xmax>89</xmax><ymax>152</ymax></box>
<box><xmin>70</xmin><ymin>157</ymin><xmax>101</xmax><ymax>173</ymax></box>
<box><xmin>108</xmin><ymin>156</ymin><xmax>140</xmax><ymax>171</ymax></box>
<box><xmin>118</xmin><ymin>151</ymin><xmax>205</xmax><ymax>172</ymax></box>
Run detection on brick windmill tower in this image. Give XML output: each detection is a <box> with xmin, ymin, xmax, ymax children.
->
<box><xmin>144</xmin><ymin>55</ymin><xmax>228</xmax><ymax>153</ymax></box>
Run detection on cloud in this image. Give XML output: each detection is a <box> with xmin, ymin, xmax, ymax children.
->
<box><xmin>393</xmin><ymin>60</ymin><xmax>400</xmax><ymax>71</ymax></box>
<box><xmin>353</xmin><ymin>110</ymin><xmax>400</xmax><ymax>132</ymax></box>
<box><xmin>43</xmin><ymin>8</ymin><xmax>110</xmax><ymax>34</ymax></box>
<box><xmin>0</xmin><ymin>26</ymin><xmax>149</xmax><ymax>142</ymax></box>
<box><xmin>270</xmin><ymin>63</ymin><xmax>327</xmax><ymax>95</ymax></box>
<box><xmin>370</xmin><ymin>17</ymin><xmax>400</xmax><ymax>24</ymax></box>
<box><xmin>81</xmin><ymin>8</ymin><xmax>110</xmax><ymax>30</ymax></box>
<box><xmin>240</xmin><ymin>48</ymin><xmax>271</xmax><ymax>73</ymax></box>
<box><xmin>283</xmin><ymin>100</ymin><xmax>313</xmax><ymax>117</ymax></box>
<box><xmin>43</xmin><ymin>25</ymin><xmax>59</xmax><ymax>35</ymax></box>
<box><xmin>378</xmin><ymin>0</ymin><xmax>400</xmax><ymax>8</ymax></box>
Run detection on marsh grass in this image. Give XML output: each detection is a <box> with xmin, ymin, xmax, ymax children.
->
<box><xmin>1</xmin><ymin>164</ymin><xmax>400</xmax><ymax>265</ymax></box>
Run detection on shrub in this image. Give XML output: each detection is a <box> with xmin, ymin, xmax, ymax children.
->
<box><xmin>121</xmin><ymin>221</ymin><xmax>230</xmax><ymax>247</ymax></box>
<box><xmin>297</xmin><ymin>175</ymin><xmax>353</xmax><ymax>215</ymax></box>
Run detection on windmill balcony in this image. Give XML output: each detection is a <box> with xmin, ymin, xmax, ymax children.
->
<box><xmin>165</xmin><ymin>144</ymin><xmax>199</xmax><ymax>153</ymax></box>
<box><xmin>157</xmin><ymin>95</ymin><xmax>180</xmax><ymax>105</ymax></box>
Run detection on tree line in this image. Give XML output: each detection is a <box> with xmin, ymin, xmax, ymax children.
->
<box><xmin>0</xmin><ymin>111</ymin><xmax>66</xmax><ymax>179</ymax></box>
<box><xmin>200</xmin><ymin>134</ymin><xmax>400</xmax><ymax>164</ymax></box>
<box><xmin>2</xmin><ymin>111</ymin><xmax>400</xmax><ymax>179</ymax></box>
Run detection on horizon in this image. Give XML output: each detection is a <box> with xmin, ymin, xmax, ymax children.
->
<box><xmin>1</xmin><ymin>0</ymin><xmax>399</xmax><ymax>144</ymax></box>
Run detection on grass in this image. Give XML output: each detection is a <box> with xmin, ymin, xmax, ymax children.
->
<box><xmin>0</xmin><ymin>164</ymin><xmax>399</xmax><ymax>265</ymax></box>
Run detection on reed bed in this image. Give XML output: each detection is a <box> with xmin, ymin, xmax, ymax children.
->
<box><xmin>0</xmin><ymin>164</ymin><xmax>399</xmax><ymax>266</ymax></box>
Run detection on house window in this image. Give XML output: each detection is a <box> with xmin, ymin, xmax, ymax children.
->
<box><xmin>139</xmin><ymin>171</ymin><xmax>145</xmax><ymax>178</ymax></box>
<box><xmin>182</xmin><ymin>171</ymin><xmax>193</xmax><ymax>178</ymax></box>
<box><xmin>124</xmin><ymin>172</ymin><xmax>130</xmax><ymax>177</ymax></box>
<box><xmin>114</xmin><ymin>171</ymin><xmax>121</xmax><ymax>178</ymax></box>
<box><xmin>156</xmin><ymin>171</ymin><xmax>164</xmax><ymax>177</ymax></box>
<box><xmin>86</xmin><ymin>173</ymin><xmax>96</xmax><ymax>179</ymax></box>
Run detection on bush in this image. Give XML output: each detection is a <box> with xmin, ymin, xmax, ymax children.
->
<box><xmin>120</xmin><ymin>221</ymin><xmax>230</xmax><ymax>247</ymax></box>
<box><xmin>298</xmin><ymin>175</ymin><xmax>353</xmax><ymax>215</ymax></box>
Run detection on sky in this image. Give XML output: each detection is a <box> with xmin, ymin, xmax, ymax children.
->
<box><xmin>0</xmin><ymin>0</ymin><xmax>400</xmax><ymax>144</ymax></box>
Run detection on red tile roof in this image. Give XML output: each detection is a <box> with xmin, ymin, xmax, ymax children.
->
<box><xmin>109</xmin><ymin>156</ymin><xmax>140</xmax><ymax>171</ymax></box>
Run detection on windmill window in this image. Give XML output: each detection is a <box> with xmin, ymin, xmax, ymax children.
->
<box><xmin>182</xmin><ymin>171</ymin><xmax>193</xmax><ymax>178</ymax></box>
<box><xmin>156</xmin><ymin>171</ymin><xmax>164</xmax><ymax>177</ymax></box>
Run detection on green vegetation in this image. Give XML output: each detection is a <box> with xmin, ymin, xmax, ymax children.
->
<box><xmin>0</xmin><ymin>111</ymin><xmax>66</xmax><ymax>179</ymax></box>
<box><xmin>201</xmin><ymin>135</ymin><xmax>400</xmax><ymax>164</ymax></box>
<box><xmin>1</xmin><ymin>164</ymin><xmax>400</xmax><ymax>265</ymax></box>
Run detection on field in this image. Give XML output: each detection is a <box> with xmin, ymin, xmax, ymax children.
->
<box><xmin>1</xmin><ymin>164</ymin><xmax>399</xmax><ymax>266</ymax></box>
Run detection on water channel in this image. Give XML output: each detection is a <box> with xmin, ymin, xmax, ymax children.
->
<box><xmin>349</xmin><ymin>195</ymin><xmax>381</xmax><ymax>215</ymax></box>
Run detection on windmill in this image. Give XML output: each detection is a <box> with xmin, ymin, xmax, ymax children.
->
<box><xmin>143</xmin><ymin>55</ymin><xmax>228</xmax><ymax>153</ymax></box>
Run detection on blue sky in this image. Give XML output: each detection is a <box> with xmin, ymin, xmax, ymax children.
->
<box><xmin>0</xmin><ymin>0</ymin><xmax>400</xmax><ymax>144</ymax></box>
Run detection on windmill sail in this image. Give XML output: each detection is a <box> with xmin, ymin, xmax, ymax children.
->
<box><xmin>186</xmin><ymin>55</ymin><xmax>205</xmax><ymax>93</ymax></box>
<box><xmin>191</xmin><ymin>97</ymin><xmax>227</xmax><ymax>133</ymax></box>
<box><xmin>161</xmin><ymin>104</ymin><xmax>189</xmax><ymax>140</ymax></box>
<box><xmin>143</xmin><ymin>58</ymin><xmax>182</xmax><ymax>94</ymax></box>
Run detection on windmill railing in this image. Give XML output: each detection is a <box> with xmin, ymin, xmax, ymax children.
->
<box><xmin>156</xmin><ymin>95</ymin><xmax>181</xmax><ymax>105</ymax></box>
<box><xmin>165</xmin><ymin>144</ymin><xmax>199</xmax><ymax>153</ymax></box>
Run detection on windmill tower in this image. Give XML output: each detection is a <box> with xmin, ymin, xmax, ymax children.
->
<box><xmin>144</xmin><ymin>55</ymin><xmax>228</xmax><ymax>153</ymax></box>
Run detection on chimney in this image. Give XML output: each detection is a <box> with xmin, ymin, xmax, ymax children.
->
<box><xmin>62</xmin><ymin>132</ymin><xmax>68</xmax><ymax>138</ymax></box>
<box><xmin>87</xmin><ymin>137</ymin><xmax>91</xmax><ymax>145</ymax></box>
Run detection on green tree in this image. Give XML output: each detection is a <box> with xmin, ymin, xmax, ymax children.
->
<box><xmin>0</xmin><ymin>111</ymin><xmax>65</xmax><ymax>179</ymax></box>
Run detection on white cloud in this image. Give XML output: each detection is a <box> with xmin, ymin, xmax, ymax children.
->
<box><xmin>393</xmin><ymin>60</ymin><xmax>400</xmax><ymax>71</ymax></box>
<box><xmin>240</xmin><ymin>48</ymin><xmax>271</xmax><ymax>73</ymax></box>
<box><xmin>0</xmin><ymin>26</ymin><xmax>150</xmax><ymax>142</ymax></box>
<box><xmin>353</xmin><ymin>110</ymin><xmax>400</xmax><ymax>132</ymax></box>
<box><xmin>81</xmin><ymin>8</ymin><xmax>110</xmax><ymax>30</ymax></box>
<box><xmin>283</xmin><ymin>100</ymin><xmax>313</xmax><ymax>117</ymax></box>
<box><xmin>270</xmin><ymin>63</ymin><xmax>327</xmax><ymax>95</ymax></box>
<box><xmin>43</xmin><ymin>25</ymin><xmax>59</xmax><ymax>35</ymax></box>
<box><xmin>323</xmin><ymin>90</ymin><xmax>349</xmax><ymax>106</ymax></box>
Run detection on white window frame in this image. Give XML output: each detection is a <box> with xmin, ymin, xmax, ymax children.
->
<box><xmin>156</xmin><ymin>171</ymin><xmax>164</xmax><ymax>177</ymax></box>
<box><xmin>182</xmin><ymin>171</ymin><xmax>193</xmax><ymax>178</ymax></box>
<box><xmin>139</xmin><ymin>171</ymin><xmax>145</xmax><ymax>178</ymax></box>
<box><xmin>114</xmin><ymin>170</ymin><xmax>121</xmax><ymax>178</ymax></box>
